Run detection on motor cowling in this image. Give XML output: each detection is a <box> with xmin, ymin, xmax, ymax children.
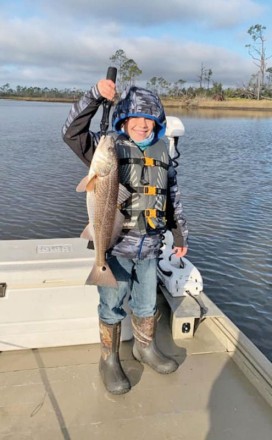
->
<box><xmin>157</xmin><ymin>231</ymin><xmax>203</xmax><ymax>297</ymax></box>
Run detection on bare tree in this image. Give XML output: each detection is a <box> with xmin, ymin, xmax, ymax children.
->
<box><xmin>245</xmin><ymin>24</ymin><xmax>271</xmax><ymax>90</ymax></box>
<box><xmin>197</xmin><ymin>63</ymin><xmax>206</xmax><ymax>88</ymax></box>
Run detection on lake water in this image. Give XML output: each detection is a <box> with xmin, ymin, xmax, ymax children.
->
<box><xmin>0</xmin><ymin>99</ymin><xmax>271</xmax><ymax>361</ymax></box>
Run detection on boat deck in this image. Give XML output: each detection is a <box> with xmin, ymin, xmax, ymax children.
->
<box><xmin>1</xmin><ymin>293</ymin><xmax>271</xmax><ymax>440</ymax></box>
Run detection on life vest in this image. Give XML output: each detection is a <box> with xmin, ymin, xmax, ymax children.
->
<box><xmin>115</xmin><ymin>135</ymin><xmax>169</xmax><ymax>234</ymax></box>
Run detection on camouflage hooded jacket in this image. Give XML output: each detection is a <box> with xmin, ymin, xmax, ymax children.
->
<box><xmin>62</xmin><ymin>85</ymin><xmax>188</xmax><ymax>260</ymax></box>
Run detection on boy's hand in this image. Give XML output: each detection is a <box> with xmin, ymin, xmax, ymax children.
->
<box><xmin>173</xmin><ymin>246</ymin><xmax>188</xmax><ymax>258</ymax></box>
<box><xmin>97</xmin><ymin>79</ymin><xmax>116</xmax><ymax>101</ymax></box>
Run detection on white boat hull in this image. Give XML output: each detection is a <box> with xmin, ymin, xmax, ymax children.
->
<box><xmin>0</xmin><ymin>238</ymin><xmax>132</xmax><ymax>351</ymax></box>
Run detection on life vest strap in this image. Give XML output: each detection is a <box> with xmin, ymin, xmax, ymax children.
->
<box><xmin>119</xmin><ymin>157</ymin><xmax>168</xmax><ymax>170</ymax></box>
<box><xmin>123</xmin><ymin>208</ymin><xmax>166</xmax><ymax>230</ymax></box>
<box><xmin>121</xmin><ymin>208</ymin><xmax>166</xmax><ymax>219</ymax></box>
<box><xmin>125</xmin><ymin>184</ymin><xmax>167</xmax><ymax>196</ymax></box>
<box><xmin>145</xmin><ymin>208</ymin><xmax>165</xmax><ymax>218</ymax></box>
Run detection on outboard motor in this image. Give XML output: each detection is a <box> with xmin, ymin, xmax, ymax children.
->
<box><xmin>157</xmin><ymin>231</ymin><xmax>203</xmax><ymax>297</ymax></box>
<box><xmin>157</xmin><ymin>116</ymin><xmax>203</xmax><ymax>297</ymax></box>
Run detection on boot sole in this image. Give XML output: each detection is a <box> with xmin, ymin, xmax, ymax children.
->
<box><xmin>107</xmin><ymin>386</ymin><xmax>131</xmax><ymax>395</ymax></box>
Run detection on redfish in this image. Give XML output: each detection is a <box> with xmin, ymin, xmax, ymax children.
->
<box><xmin>77</xmin><ymin>135</ymin><xmax>129</xmax><ymax>287</ymax></box>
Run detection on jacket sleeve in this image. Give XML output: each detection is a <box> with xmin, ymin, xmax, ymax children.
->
<box><xmin>62</xmin><ymin>85</ymin><xmax>104</xmax><ymax>166</ymax></box>
<box><xmin>166</xmin><ymin>159</ymin><xmax>189</xmax><ymax>248</ymax></box>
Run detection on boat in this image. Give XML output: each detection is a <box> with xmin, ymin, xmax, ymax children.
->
<box><xmin>1</xmin><ymin>115</ymin><xmax>271</xmax><ymax>438</ymax></box>
<box><xmin>0</xmin><ymin>237</ymin><xmax>271</xmax><ymax>439</ymax></box>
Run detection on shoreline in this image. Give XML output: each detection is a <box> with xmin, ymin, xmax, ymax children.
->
<box><xmin>2</xmin><ymin>96</ymin><xmax>272</xmax><ymax>111</ymax></box>
<box><xmin>161</xmin><ymin>97</ymin><xmax>272</xmax><ymax>111</ymax></box>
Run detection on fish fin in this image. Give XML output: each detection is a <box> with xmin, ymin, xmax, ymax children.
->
<box><xmin>117</xmin><ymin>184</ymin><xmax>131</xmax><ymax>204</ymax></box>
<box><xmin>85</xmin><ymin>263</ymin><xmax>118</xmax><ymax>288</ymax></box>
<box><xmin>86</xmin><ymin>176</ymin><xmax>96</xmax><ymax>192</ymax></box>
<box><xmin>80</xmin><ymin>224</ymin><xmax>94</xmax><ymax>241</ymax></box>
<box><xmin>109</xmin><ymin>210</ymin><xmax>125</xmax><ymax>248</ymax></box>
<box><xmin>76</xmin><ymin>169</ymin><xmax>97</xmax><ymax>192</ymax></box>
<box><xmin>76</xmin><ymin>175</ymin><xmax>89</xmax><ymax>192</ymax></box>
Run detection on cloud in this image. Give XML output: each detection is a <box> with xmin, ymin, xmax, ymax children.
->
<box><xmin>123</xmin><ymin>37</ymin><xmax>254</xmax><ymax>86</ymax></box>
<box><xmin>35</xmin><ymin>0</ymin><xmax>264</xmax><ymax>28</ymax></box>
<box><xmin>0</xmin><ymin>0</ymin><xmax>265</xmax><ymax>89</ymax></box>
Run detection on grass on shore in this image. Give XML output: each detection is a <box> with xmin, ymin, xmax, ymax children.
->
<box><xmin>162</xmin><ymin>97</ymin><xmax>272</xmax><ymax>110</ymax></box>
<box><xmin>2</xmin><ymin>95</ymin><xmax>272</xmax><ymax>110</ymax></box>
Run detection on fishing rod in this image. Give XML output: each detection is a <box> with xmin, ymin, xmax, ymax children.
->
<box><xmin>100</xmin><ymin>66</ymin><xmax>117</xmax><ymax>136</ymax></box>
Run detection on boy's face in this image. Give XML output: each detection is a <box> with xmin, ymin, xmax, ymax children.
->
<box><xmin>124</xmin><ymin>117</ymin><xmax>155</xmax><ymax>142</ymax></box>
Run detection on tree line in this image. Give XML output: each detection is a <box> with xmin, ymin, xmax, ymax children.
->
<box><xmin>1</xmin><ymin>24</ymin><xmax>272</xmax><ymax>101</ymax></box>
<box><xmin>0</xmin><ymin>84</ymin><xmax>83</xmax><ymax>100</ymax></box>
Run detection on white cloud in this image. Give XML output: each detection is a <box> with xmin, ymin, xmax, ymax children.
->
<box><xmin>0</xmin><ymin>0</ymin><xmax>266</xmax><ymax>89</ymax></box>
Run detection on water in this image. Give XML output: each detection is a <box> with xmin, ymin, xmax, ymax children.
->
<box><xmin>0</xmin><ymin>99</ymin><xmax>271</xmax><ymax>361</ymax></box>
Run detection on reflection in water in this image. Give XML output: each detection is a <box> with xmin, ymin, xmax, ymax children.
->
<box><xmin>0</xmin><ymin>100</ymin><xmax>272</xmax><ymax>361</ymax></box>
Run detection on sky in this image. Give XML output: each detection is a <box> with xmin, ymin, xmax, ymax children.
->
<box><xmin>1</xmin><ymin>0</ymin><xmax>272</xmax><ymax>90</ymax></box>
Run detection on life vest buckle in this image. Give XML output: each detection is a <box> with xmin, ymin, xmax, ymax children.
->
<box><xmin>145</xmin><ymin>208</ymin><xmax>157</xmax><ymax>218</ymax></box>
<box><xmin>144</xmin><ymin>186</ymin><xmax>156</xmax><ymax>195</ymax></box>
<box><xmin>143</xmin><ymin>157</ymin><xmax>155</xmax><ymax>166</ymax></box>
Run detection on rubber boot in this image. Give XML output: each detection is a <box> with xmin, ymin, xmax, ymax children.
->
<box><xmin>131</xmin><ymin>311</ymin><xmax>179</xmax><ymax>374</ymax></box>
<box><xmin>99</xmin><ymin>320</ymin><xmax>131</xmax><ymax>395</ymax></box>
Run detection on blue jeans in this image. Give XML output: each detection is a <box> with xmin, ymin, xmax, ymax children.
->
<box><xmin>98</xmin><ymin>255</ymin><xmax>158</xmax><ymax>324</ymax></box>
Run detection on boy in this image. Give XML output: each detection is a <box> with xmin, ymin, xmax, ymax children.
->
<box><xmin>62</xmin><ymin>78</ymin><xmax>188</xmax><ymax>394</ymax></box>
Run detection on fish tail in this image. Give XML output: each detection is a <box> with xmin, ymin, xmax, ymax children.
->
<box><xmin>85</xmin><ymin>262</ymin><xmax>118</xmax><ymax>288</ymax></box>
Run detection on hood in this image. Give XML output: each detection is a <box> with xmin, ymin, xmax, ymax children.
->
<box><xmin>112</xmin><ymin>86</ymin><xmax>166</xmax><ymax>143</ymax></box>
